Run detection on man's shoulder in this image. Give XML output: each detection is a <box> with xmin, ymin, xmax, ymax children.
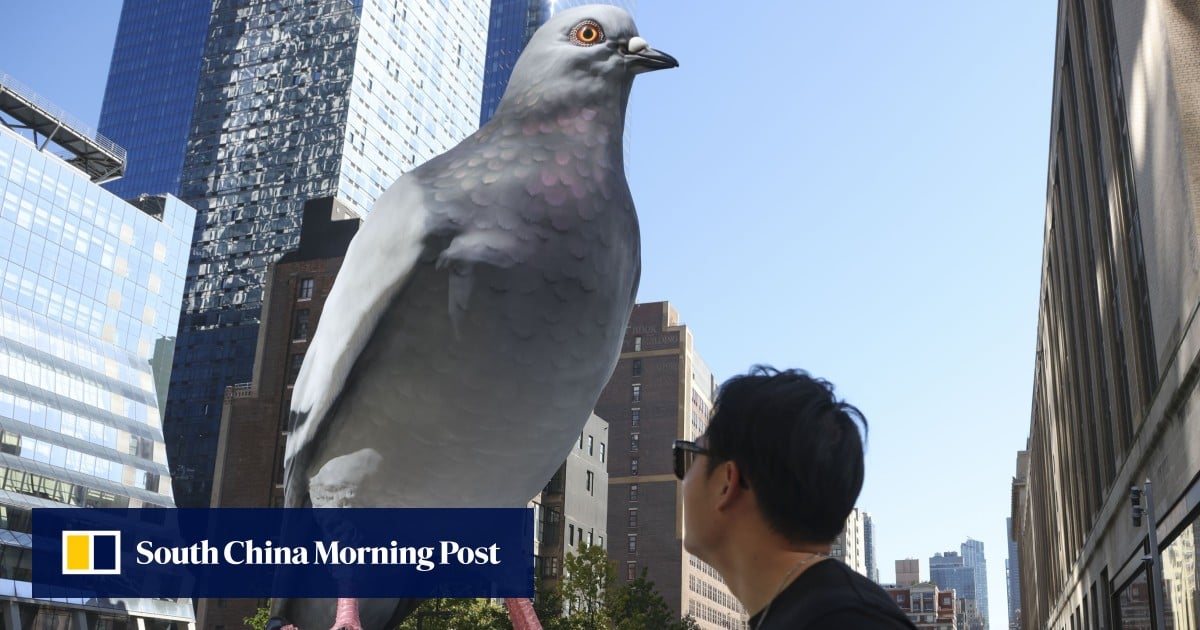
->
<box><xmin>758</xmin><ymin>560</ymin><xmax>917</xmax><ymax>630</ymax></box>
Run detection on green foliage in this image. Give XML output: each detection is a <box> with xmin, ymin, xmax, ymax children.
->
<box><xmin>544</xmin><ymin>544</ymin><xmax>702</xmax><ymax>630</ymax></box>
<box><xmin>393</xmin><ymin>598</ymin><xmax>510</xmax><ymax>630</ymax></box>
<box><xmin>559</xmin><ymin>543</ymin><xmax>615</xmax><ymax>630</ymax></box>
<box><xmin>608</xmin><ymin>569</ymin><xmax>676</xmax><ymax>630</ymax></box>
<box><xmin>243</xmin><ymin>605</ymin><xmax>271</xmax><ymax>630</ymax></box>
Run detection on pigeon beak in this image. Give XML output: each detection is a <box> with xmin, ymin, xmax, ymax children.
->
<box><xmin>624</xmin><ymin>36</ymin><xmax>679</xmax><ymax>73</ymax></box>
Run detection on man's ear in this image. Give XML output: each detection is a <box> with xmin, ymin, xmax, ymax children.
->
<box><xmin>715</xmin><ymin>460</ymin><xmax>747</xmax><ymax>511</ymax></box>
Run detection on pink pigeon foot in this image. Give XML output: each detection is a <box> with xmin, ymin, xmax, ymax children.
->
<box><xmin>330</xmin><ymin>597</ymin><xmax>363</xmax><ymax>630</ymax></box>
<box><xmin>505</xmin><ymin>598</ymin><xmax>543</xmax><ymax>630</ymax></box>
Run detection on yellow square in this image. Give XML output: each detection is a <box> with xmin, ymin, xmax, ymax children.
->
<box><xmin>66</xmin><ymin>535</ymin><xmax>90</xmax><ymax>571</ymax></box>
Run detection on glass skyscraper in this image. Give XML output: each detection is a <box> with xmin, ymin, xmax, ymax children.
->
<box><xmin>99</xmin><ymin>0</ymin><xmax>212</xmax><ymax>200</ymax></box>
<box><xmin>962</xmin><ymin>538</ymin><xmax>989</xmax><ymax>628</ymax></box>
<box><xmin>480</xmin><ymin>0</ymin><xmax>635</xmax><ymax>125</ymax></box>
<box><xmin>0</xmin><ymin>76</ymin><xmax>195</xmax><ymax>627</ymax></box>
<box><xmin>931</xmin><ymin>541</ymin><xmax>990</xmax><ymax>629</ymax></box>
<box><xmin>99</xmin><ymin>0</ymin><xmax>490</xmax><ymax>506</ymax></box>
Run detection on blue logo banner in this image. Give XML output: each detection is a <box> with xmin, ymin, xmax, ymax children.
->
<box><xmin>33</xmin><ymin>508</ymin><xmax>534</xmax><ymax>598</ymax></box>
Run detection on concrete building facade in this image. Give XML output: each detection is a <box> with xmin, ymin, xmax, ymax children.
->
<box><xmin>1012</xmin><ymin>0</ymin><xmax>1200</xmax><ymax>629</ymax></box>
<box><xmin>534</xmin><ymin>412</ymin><xmax>610</xmax><ymax>598</ymax></box>
<box><xmin>831</xmin><ymin>508</ymin><xmax>868</xmax><ymax>577</ymax></box>
<box><xmin>595</xmin><ymin>301</ymin><xmax>744</xmax><ymax>629</ymax></box>
<box><xmin>898</xmin><ymin>558</ymin><xmax>922</xmax><ymax>587</ymax></box>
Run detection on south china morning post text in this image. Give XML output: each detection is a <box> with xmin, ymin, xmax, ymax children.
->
<box><xmin>134</xmin><ymin>538</ymin><xmax>502</xmax><ymax>571</ymax></box>
<box><xmin>32</xmin><ymin>508</ymin><xmax>535</xmax><ymax>599</ymax></box>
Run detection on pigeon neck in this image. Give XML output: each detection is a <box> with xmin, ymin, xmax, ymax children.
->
<box><xmin>495</xmin><ymin>81</ymin><xmax>632</xmax><ymax>137</ymax></box>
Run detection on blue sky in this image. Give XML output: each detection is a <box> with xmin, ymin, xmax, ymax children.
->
<box><xmin>0</xmin><ymin>2</ymin><xmax>1059</xmax><ymax>626</ymax></box>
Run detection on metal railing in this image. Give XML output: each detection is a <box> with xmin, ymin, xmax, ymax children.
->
<box><xmin>0</xmin><ymin>70</ymin><xmax>127</xmax><ymax>162</ymax></box>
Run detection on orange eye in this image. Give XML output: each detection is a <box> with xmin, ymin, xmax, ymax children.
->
<box><xmin>571</xmin><ymin>21</ymin><xmax>604</xmax><ymax>46</ymax></box>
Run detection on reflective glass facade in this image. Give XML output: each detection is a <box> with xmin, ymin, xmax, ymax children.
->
<box><xmin>99</xmin><ymin>0</ymin><xmax>212</xmax><ymax>199</ymax></box>
<box><xmin>961</xmin><ymin>539</ymin><xmax>989</xmax><ymax>627</ymax></box>
<box><xmin>480</xmin><ymin>0</ymin><xmax>635</xmax><ymax>125</ymax></box>
<box><xmin>0</xmin><ymin>124</ymin><xmax>195</xmax><ymax>623</ymax></box>
<box><xmin>154</xmin><ymin>0</ymin><xmax>488</xmax><ymax>506</ymax></box>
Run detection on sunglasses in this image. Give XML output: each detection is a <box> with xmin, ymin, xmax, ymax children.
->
<box><xmin>673</xmin><ymin>439</ymin><xmax>709</xmax><ymax>480</ymax></box>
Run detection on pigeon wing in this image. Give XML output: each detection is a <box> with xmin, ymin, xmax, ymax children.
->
<box><xmin>282</xmin><ymin>175</ymin><xmax>431</xmax><ymax>508</ymax></box>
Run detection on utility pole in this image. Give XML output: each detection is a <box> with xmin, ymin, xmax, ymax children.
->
<box><xmin>1131</xmin><ymin>479</ymin><xmax>1168</xmax><ymax>630</ymax></box>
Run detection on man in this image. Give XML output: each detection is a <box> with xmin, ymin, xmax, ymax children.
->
<box><xmin>676</xmin><ymin>366</ymin><xmax>916</xmax><ymax>629</ymax></box>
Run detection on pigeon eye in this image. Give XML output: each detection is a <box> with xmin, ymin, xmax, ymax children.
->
<box><xmin>571</xmin><ymin>21</ymin><xmax>605</xmax><ymax>46</ymax></box>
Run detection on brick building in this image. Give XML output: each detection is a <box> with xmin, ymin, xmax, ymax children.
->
<box><xmin>595</xmin><ymin>301</ymin><xmax>746</xmax><ymax>629</ymax></box>
<box><xmin>886</xmin><ymin>583</ymin><xmax>958</xmax><ymax>630</ymax></box>
<box><xmin>201</xmin><ymin>197</ymin><xmax>359</xmax><ymax>629</ymax></box>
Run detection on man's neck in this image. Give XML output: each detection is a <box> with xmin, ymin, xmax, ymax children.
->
<box><xmin>714</xmin><ymin>540</ymin><xmax>831</xmax><ymax>618</ymax></box>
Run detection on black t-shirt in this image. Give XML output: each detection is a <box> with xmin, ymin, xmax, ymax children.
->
<box><xmin>747</xmin><ymin>559</ymin><xmax>918</xmax><ymax>629</ymax></box>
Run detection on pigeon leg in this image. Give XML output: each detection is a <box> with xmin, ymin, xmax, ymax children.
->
<box><xmin>331</xmin><ymin>597</ymin><xmax>363</xmax><ymax>630</ymax></box>
<box><xmin>505</xmin><ymin>598</ymin><xmax>543</xmax><ymax>630</ymax></box>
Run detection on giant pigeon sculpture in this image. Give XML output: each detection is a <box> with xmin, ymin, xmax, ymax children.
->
<box><xmin>268</xmin><ymin>5</ymin><xmax>676</xmax><ymax>630</ymax></box>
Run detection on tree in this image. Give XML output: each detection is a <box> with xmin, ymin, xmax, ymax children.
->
<box><xmin>560</xmin><ymin>544</ymin><xmax>615</xmax><ymax>630</ymax></box>
<box><xmin>608</xmin><ymin>569</ymin><xmax>675</xmax><ymax>630</ymax></box>
<box><xmin>533</xmin><ymin>575</ymin><xmax>571</xmax><ymax>630</ymax></box>
<box><xmin>394</xmin><ymin>598</ymin><xmax>510</xmax><ymax>630</ymax></box>
<box><xmin>609</xmin><ymin>569</ymin><xmax>700</xmax><ymax>630</ymax></box>
<box><xmin>244</xmin><ymin>605</ymin><xmax>271</xmax><ymax>630</ymax></box>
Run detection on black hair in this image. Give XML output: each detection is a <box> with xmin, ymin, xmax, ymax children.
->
<box><xmin>704</xmin><ymin>365</ymin><xmax>867</xmax><ymax>544</ymax></box>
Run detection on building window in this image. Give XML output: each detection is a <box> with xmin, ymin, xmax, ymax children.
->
<box><xmin>297</xmin><ymin>278</ymin><xmax>314</xmax><ymax>299</ymax></box>
<box><xmin>569</xmin><ymin>524</ymin><xmax>575</xmax><ymax>546</ymax></box>
<box><xmin>600</xmin><ymin>442</ymin><xmax>606</xmax><ymax>463</ymax></box>
<box><xmin>587</xmin><ymin>435</ymin><xmax>594</xmax><ymax>455</ymax></box>
<box><xmin>588</xmin><ymin>529</ymin><xmax>594</xmax><ymax>546</ymax></box>
<box><xmin>579</xmin><ymin>433</ymin><xmax>583</xmax><ymax>449</ymax></box>
<box><xmin>630</xmin><ymin>458</ymin><xmax>638</xmax><ymax>476</ymax></box>
<box><xmin>291</xmin><ymin>309</ymin><xmax>310</xmax><ymax>341</ymax></box>
<box><xmin>287</xmin><ymin>354</ymin><xmax>305</xmax><ymax>384</ymax></box>
<box><xmin>628</xmin><ymin>508</ymin><xmax>637</xmax><ymax>528</ymax></box>
<box><xmin>630</xmin><ymin>433</ymin><xmax>639</xmax><ymax>451</ymax></box>
<box><xmin>632</xmin><ymin>384</ymin><xmax>640</xmax><ymax>402</ymax></box>
<box><xmin>631</xmin><ymin>409</ymin><xmax>640</xmax><ymax>427</ymax></box>
<box><xmin>627</xmin><ymin>562</ymin><xmax>637</xmax><ymax>581</ymax></box>
<box><xmin>629</xmin><ymin>484</ymin><xmax>638</xmax><ymax>502</ymax></box>
<box><xmin>1162</xmin><ymin>514</ymin><xmax>1200</xmax><ymax>627</ymax></box>
<box><xmin>627</xmin><ymin>535</ymin><xmax>636</xmax><ymax>553</ymax></box>
<box><xmin>632</xmin><ymin>359</ymin><xmax>642</xmax><ymax>376</ymax></box>
<box><xmin>598</xmin><ymin>535</ymin><xmax>604</xmax><ymax>548</ymax></box>
<box><xmin>634</xmin><ymin>336</ymin><xmax>642</xmax><ymax>351</ymax></box>
<box><xmin>586</xmin><ymin>471</ymin><xmax>595</xmax><ymax>495</ymax></box>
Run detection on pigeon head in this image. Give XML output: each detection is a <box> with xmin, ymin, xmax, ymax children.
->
<box><xmin>495</xmin><ymin>4</ymin><xmax>677</xmax><ymax>119</ymax></box>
